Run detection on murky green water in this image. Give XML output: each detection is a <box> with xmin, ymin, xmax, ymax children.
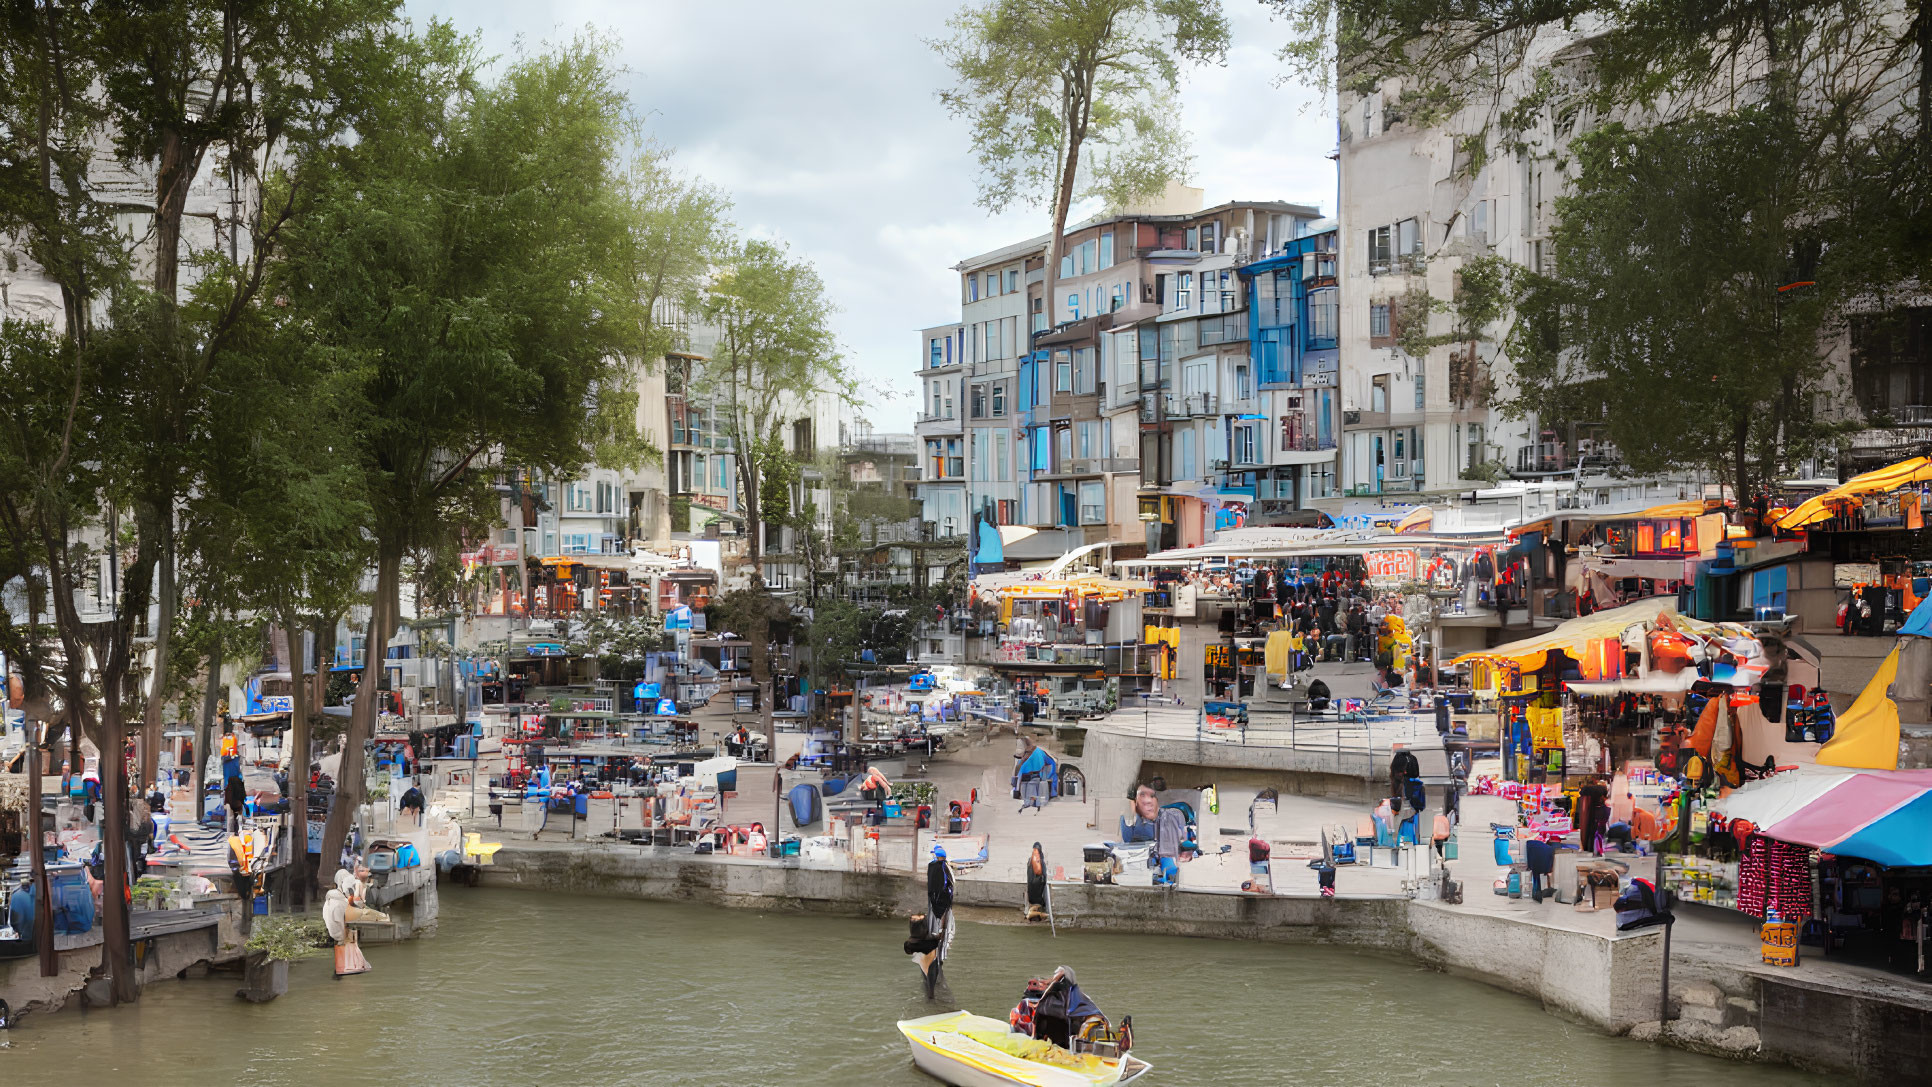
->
<box><xmin>0</xmin><ymin>889</ymin><xmax>1827</xmax><ymax>1085</ymax></box>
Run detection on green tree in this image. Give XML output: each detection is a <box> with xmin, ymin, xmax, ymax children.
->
<box><xmin>278</xmin><ymin>33</ymin><xmax>654</xmax><ymax>887</ymax></box>
<box><xmin>1506</xmin><ymin>108</ymin><xmax>1838</xmax><ymax>499</ymax></box>
<box><xmin>933</xmin><ymin>0</ymin><xmax>1229</xmax><ymax>310</ymax></box>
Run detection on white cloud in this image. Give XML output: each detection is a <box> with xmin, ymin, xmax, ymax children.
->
<box><xmin>405</xmin><ymin>0</ymin><xmax>1336</xmax><ymax>431</ymax></box>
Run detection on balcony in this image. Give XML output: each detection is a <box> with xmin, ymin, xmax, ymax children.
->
<box><xmin>1164</xmin><ymin>392</ymin><xmax>1218</xmax><ymax>418</ymax></box>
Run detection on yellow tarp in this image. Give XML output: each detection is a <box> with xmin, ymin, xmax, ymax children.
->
<box><xmin>1777</xmin><ymin>456</ymin><xmax>1932</xmax><ymax>531</ymax></box>
<box><xmin>1451</xmin><ymin>598</ymin><xmax>1680</xmax><ymax>669</ymax></box>
<box><xmin>1818</xmin><ymin>645</ymin><xmax>1901</xmax><ymax>770</ymax></box>
<box><xmin>1264</xmin><ymin>630</ymin><xmax>1295</xmax><ymax>678</ymax></box>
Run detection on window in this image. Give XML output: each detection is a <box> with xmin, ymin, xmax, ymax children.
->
<box><xmin>1234</xmin><ymin>363</ymin><xmax>1252</xmax><ymax>401</ymax></box>
<box><xmin>967</xmin><ymin>275</ymin><xmax>979</xmax><ymax>302</ymax></box>
<box><xmin>985</xmin><ymin>323</ymin><xmax>999</xmax><ymax>360</ymax></box>
<box><xmin>1469</xmin><ymin>199</ymin><xmax>1489</xmax><ymax>245</ymax></box>
<box><xmin>1110</xmin><ymin>284</ymin><xmax>1125</xmax><ymax>311</ymax></box>
<box><xmin>1077</xmin><ymin>420</ymin><xmax>1097</xmax><ymax>459</ymax></box>
<box><xmin>1055</xmin><ymin>352</ymin><xmax>1073</xmax><ymax>392</ymax></box>
<box><xmin>1078</xmin><ymin>481</ymin><xmax>1106</xmax><ymax>525</ymax></box>
<box><xmin>1396</xmin><ymin>218</ymin><xmax>1420</xmax><ymax>257</ymax></box>
<box><xmin>930</xmin><ymin>337</ymin><xmax>943</xmax><ymax>368</ymax></box>
<box><xmin>1199</xmin><ymin>221</ymin><xmax>1219</xmax><ymax>253</ymax></box>
<box><xmin>970</xmin><ymin>384</ymin><xmax>987</xmax><ymax>418</ymax></box>
<box><xmin>1099</xmin><ymin>232</ymin><xmax>1114</xmax><ymax>269</ymax></box>
<box><xmin>1414</xmin><ymin>368</ymin><xmax>1426</xmax><ymax>410</ymax></box>
<box><xmin>1466</xmin><ymin>422</ymin><xmax>1485</xmax><ymax>470</ymax></box>
<box><xmin>1185</xmin><ymin>226</ymin><xmax>1198</xmax><ymax>251</ymax></box>
<box><xmin>1178</xmin><ymin>427</ymin><xmax>1196</xmax><ymax>479</ymax></box>
<box><xmin>1308</xmin><ymin>288</ymin><xmax>1338</xmax><ymax>342</ymax></box>
<box><xmin>1366</xmin><ymin>226</ymin><xmax>1392</xmax><ymax>270</ymax></box>
<box><xmin>1176</xmin><ymin>272</ymin><xmax>1192</xmax><ymax>311</ymax></box>
<box><xmin>986</xmin><ymin>272</ymin><xmax>998</xmax><ymax>297</ymax></box>
<box><xmin>1072</xmin><ymin>346</ymin><xmax>1094</xmax><ymax>395</ymax></box>
<box><xmin>714</xmin><ymin>456</ymin><xmax>729</xmax><ymax>490</ymax></box>
<box><xmin>1066</xmin><ymin>292</ymin><xmax>1080</xmax><ymax>320</ymax></box>
<box><xmin>994</xmin><ymin>431</ymin><xmax>1008</xmax><ymax>481</ymax></box>
<box><xmin>1235</xmin><ymin>424</ymin><xmax>1257</xmax><ymax>465</ymax></box>
<box><xmin>1005</xmin><ymin>268</ymin><xmax>1019</xmax><ymax>293</ymax></box>
<box><xmin>1370</xmin><ymin>303</ymin><xmax>1391</xmax><ymax>338</ymax></box>
<box><xmin>1219</xmin><ymin>269</ymin><xmax>1235</xmax><ymax>312</ymax></box>
<box><xmin>1371</xmin><ymin>378</ymin><xmax>1389</xmax><ymax>414</ymax></box>
<box><xmin>991</xmin><ymin>384</ymin><xmax>1006</xmax><ymax>416</ymax></box>
<box><xmin>944</xmin><ymin>382</ymin><xmax>955</xmax><ymax>418</ymax></box>
<box><xmin>566</xmin><ymin>482</ymin><xmax>593</xmax><ymax>511</ymax></box>
<box><xmin>1060</xmin><ymin>253</ymin><xmax>1073</xmax><ymax>278</ymax></box>
<box><xmin>1079</xmin><ymin>239</ymin><xmax>1096</xmax><ymax>275</ymax></box>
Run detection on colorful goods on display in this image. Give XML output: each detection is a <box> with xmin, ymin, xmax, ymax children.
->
<box><xmin>1736</xmin><ymin>836</ymin><xmax>1812</xmax><ymax>921</ymax></box>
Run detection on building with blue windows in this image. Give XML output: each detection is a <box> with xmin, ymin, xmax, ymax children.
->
<box><xmin>1238</xmin><ymin>221</ymin><xmax>1340</xmax><ymax>522</ymax></box>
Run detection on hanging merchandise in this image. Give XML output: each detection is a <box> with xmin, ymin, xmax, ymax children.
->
<box><xmin>1736</xmin><ymin>836</ymin><xmax>1812</xmax><ymax>921</ymax></box>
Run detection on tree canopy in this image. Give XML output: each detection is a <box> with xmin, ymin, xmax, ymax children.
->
<box><xmin>1507</xmin><ymin>108</ymin><xmax>1839</xmax><ymax>497</ymax></box>
<box><xmin>933</xmin><ymin>0</ymin><xmax>1229</xmax><ymax>307</ymax></box>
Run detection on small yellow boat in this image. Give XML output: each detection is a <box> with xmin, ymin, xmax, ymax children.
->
<box><xmin>897</xmin><ymin>1011</ymin><xmax>1152</xmax><ymax>1087</ymax></box>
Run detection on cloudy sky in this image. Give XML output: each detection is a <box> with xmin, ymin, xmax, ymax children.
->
<box><xmin>406</xmin><ymin>1</ymin><xmax>1337</xmax><ymax>430</ymax></box>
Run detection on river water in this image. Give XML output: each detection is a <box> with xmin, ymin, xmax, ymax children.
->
<box><xmin>0</xmin><ymin>888</ymin><xmax>1827</xmax><ymax>1086</ymax></box>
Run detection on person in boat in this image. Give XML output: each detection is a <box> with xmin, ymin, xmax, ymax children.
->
<box><xmin>1030</xmin><ymin>966</ymin><xmax>1106</xmax><ymax>1049</ymax></box>
<box><xmin>1024</xmin><ymin>842</ymin><xmax>1049</xmax><ymax>921</ymax></box>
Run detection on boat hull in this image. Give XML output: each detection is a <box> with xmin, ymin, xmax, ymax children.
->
<box><xmin>898</xmin><ymin>1011</ymin><xmax>1151</xmax><ymax>1087</ymax></box>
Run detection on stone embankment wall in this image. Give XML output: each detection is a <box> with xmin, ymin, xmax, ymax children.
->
<box><xmin>479</xmin><ymin>845</ymin><xmax>1923</xmax><ymax>1083</ymax></box>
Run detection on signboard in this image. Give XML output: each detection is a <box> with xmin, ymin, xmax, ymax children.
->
<box><xmin>1365</xmin><ymin>550</ymin><xmax>1418</xmax><ymax>581</ymax></box>
<box><xmin>1833</xmin><ymin>562</ymin><xmax>1880</xmax><ymax>589</ymax></box>
<box><xmin>654</xmin><ymin>698</ymin><xmax>679</xmax><ymax>716</ymax></box>
<box><xmin>1760</xmin><ymin>920</ymin><xmax>1799</xmax><ymax>966</ymax></box>
<box><xmin>461</xmin><ymin>543</ymin><xmax>521</xmax><ymax>566</ymax></box>
<box><xmin>665</xmin><ymin>605</ymin><xmax>694</xmax><ymax>631</ymax></box>
<box><xmin>1304</xmin><ymin>369</ymin><xmax>1337</xmax><ymax>387</ymax></box>
<box><xmin>259</xmin><ymin>695</ymin><xmax>293</xmax><ymax>714</ymax></box>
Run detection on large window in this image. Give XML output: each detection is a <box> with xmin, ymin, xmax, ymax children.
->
<box><xmin>1078</xmin><ymin>481</ymin><xmax>1106</xmax><ymax>525</ymax></box>
<box><xmin>1073</xmin><ymin>347</ymin><xmax>1095</xmax><ymax>394</ymax></box>
<box><xmin>1055</xmin><ymin>351</ymin><xmax>1073</xmax><ymax>392</ymax></box>
<box><xmin>991</xmin><ymin>383</ymin><xmax>1006</xmax><ymax>416</ymax></box>
<box><xmin>1175</xmin><ymin>272</ymin><xmax>1193</xmax><ymax>311</ymax></box>
<box><xmin>1234</xmin><ymin>424</ymin><xmax>1257</xmax><ymax>465</ymax></box>
<box><xmin>930</xmin><ymin>337</ymin><xmax>943</xmax><ymax>368</ymax></box>
<box><xmin>1370</xmin><ymin>303</ymin><xmax>1391</xmax><ymax>338</ymax></box>
<box><xmin>1308</xmin><ymin>288</ymin><xmax>1338</xmax><ymax>343</ymax></box>
<box><xmin>1366</xmin><ymin>226</ymin><xmax>1391</xmax><ymax>270</ymax></box>
<box><xmin>1005</xmin><ymin>268</ymin><xmax>1019</xmax><ymax>293</ymax></box>
<box><xmin>1099</xmin><ymin>232</ymin><xmax>1114</xmax><ymax>269</ymax></box>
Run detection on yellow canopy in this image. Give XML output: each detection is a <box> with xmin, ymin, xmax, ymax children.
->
<box><xmin>1776</xmin><ymin>456</ymin><xmax>1932</xmax><ymax>531</ymax></box>
<box><xmin>1395</xmin><ymin>506</ymin><xmax>1434</xmax><ymax>533</ymax></box>
<box><xmin>1817</xmin><ymin>645</ymin><xmax>1901</xmax><ymax>770</ymax></box>
<box><xmin>1451</xmin><ymin>598</ymin><xmax>1681</xmax><ymax>669</ymax></box>
<box><xmin>1634</xmin><ymin>501</ymin><xmax>1709</xmax><ymax>519</ymax></box>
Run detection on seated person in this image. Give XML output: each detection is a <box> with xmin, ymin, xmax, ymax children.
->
<box><xmin>1305</xmin><ymin>677</ymin><xmax>1332</xmax><ymax>712</ymax></box>
<box><xmin>1119</xmin><ymin>785</ymin><xmax>1159</xmax><ymax>843</ymax></box>
<box><xmin>1031</xmin><ymin>966</ymin><xmax>1105</xmax><ymax>1049</ymax></box>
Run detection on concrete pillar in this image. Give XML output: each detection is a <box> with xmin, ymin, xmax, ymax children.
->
<box><xmin>1895</xmin><ymin>638</ymin><xmax>1932</xmax><ymax>726</ymax></box>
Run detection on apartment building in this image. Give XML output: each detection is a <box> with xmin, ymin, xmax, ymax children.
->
<box><xmin>915</xmin><ymin>322</ymin><xmax>969</xmax><ymax>543</ymax></box>
<box><xmin>1333</xmin><ymin>27</ymin><xmax>1683</xmax><ymax>505</ymax></box>
<box><xmin>955</xmin><ymin>239</ymin><xmax>1037</xmax><ymax>543</ymax></box>
<box><xmin>1239</xmin><ymin>223</ymin><xmax>1342</xmax><ymax>524</ymax></box>
<box><xmin>1114</xmin><ymin>200</ymin><xmax>1325</xmax><ymax>552</ymax></box>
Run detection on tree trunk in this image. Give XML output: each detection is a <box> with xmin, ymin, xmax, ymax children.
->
<box><xmin>1732</xmin><ymin>413</ymin><xmax>1751</xmax><ymax>509</ymax></box>
<box><xmin>278</xmin><ymin>609</ymin><xmax>312</xmax><ymax>906</ymax></box>
<box><xmin>98</xmin><ymin>661</ymin><xmax>136</xmax><ymax>1004</ymax></box>
<box><xmin>1043</xmin><ymin>128</ymin><xmax>1084</xmax><ymax>338</ymax></box>
<box><xmin>153</xmin><ymin>130</ymin><xmax>190</xmax><ymax>305</ymax></box>
<box><xmin>317</xmin><ymin>547</ymin><xmax>400</xmax><ymax>891</ymax></box>
<box><xmin>140</xmin><ymin>514</ymin><xmax>175</xmax><ymax>790</ymax></box>
<box><xmin>195</xmin><ymin>639</ymin><xmax>222</xmax><ymax>822</ymax></box>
